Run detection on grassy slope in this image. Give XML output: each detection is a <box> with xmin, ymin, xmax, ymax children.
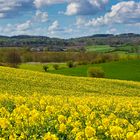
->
<box><xmin>85</xmin><ymin>45</ymin><xmax>140</xmax><ymax>53</ymax></box>
<box><xmin>0</xmin><ymin>66</ymin><xmax>140</xmax><ymax>97</ymax></box>
<box><xmin>86</xmin><ymin>45</ymin><xmax>115</xmax><ymax>52</ymax></box>
<box><xmin>20</xmin><ymin>63</ymin><xmax>66</xmax><ymax>72</ymax></box>
<box><xmin>20</xmin><ymin>60</ymin><xmax>140</xmax><ymax>82</ymax></box>
<box><xmin>49</xmin><ymin>60</ymin><xmax>140</xmax><ymax>81</ymax></box>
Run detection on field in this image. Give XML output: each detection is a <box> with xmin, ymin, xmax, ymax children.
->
<box><xmin>115</xmin><ymin>45</ymin><xmax>140</xmax><ymax>53</ymax></box>
<box><xmin>20</xmin><ymin>59</ymin><xmax>140</xmax><ymax>82</ymax></box>
<box><xmin>85</xmin><ymin>45</ymin><xmax>115</xmax><ymax>52</ymax></box>
<box><xmin>0</xmin><ymin>66</ymin><xmax>140</xmax><ymax>139</ymax></box>
<box><xmin>85</xmin><ymin>45</ymin><xmax>140</xmax><ymax>54</ymax></box>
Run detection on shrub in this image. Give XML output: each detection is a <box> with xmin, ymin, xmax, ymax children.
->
<box><xmin>67</xmin><ymin>61</ymin><xmax>75</xmax><ymax>68</ymax></box>
<box><xmin>43</xmin><ymin>65</ymin><xmax>49</xmax><ymax>72</ymax></box>
<box><xmin>87</xmin><ymin>67</ymin><xmax>105</xmax><ymax>78</ymax></box>
<box><xmin>77</xmin><ymin>61</ymin><xmax>89</xmax><ymax>65</ymax></box>
<box><xmin>53</xmin><ymin>64</ymin><xmax>59</xmax><ymax>70</ymax></box>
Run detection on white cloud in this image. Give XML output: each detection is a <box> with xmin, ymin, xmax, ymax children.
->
<box><xmin>34</xmin><ymin>0</ymin><xmax>108</xmax><ymax>15</ymax></box>
<box><xmin>35</xmin><ymin>10</ymin><xmax>48</xmax><ymax>22</ymax></box>
<box><xmin>0</xmin><ymin>21</ymin><xmax>32</xmax><ymax>35</ymax></box>
<box><xmin>65</xmin><ymin>2</ymin><xmax>79</xmax><ymax>16</ymax></box>
<box><xmin>86</xmin><ymin>1</ymin><xmax>140</xmax><ymax>26</ymax></box>
<box><xmin>0</xmin><ymin>24</ymin><xmax>13</xmax><ymax>34</ymax></box>
<box><xmin>76</xmin><ymin>17</ymin><xmax>86</xmax><ymax>27</ymax></box>
<box><xmin>13</xmin><ymin>10</ymin><xmax>48</xmax><ymax>33</ymax></box>
<box><xmin>16</xmin><ymin>20</ymin><xmax>32</xmax><ymax>31</ymax></box>
<box><xmin>0</xmin><ymin>0</ymin><xmax>30</xmax><ymax>18</ymax></box>
<box><xmin>34</xmin><ymin>0</ymin><xmax>66</xmax><ymax>8</ymax></box>
<box><xmin>48</xmin><ymin>20</ymin><xmax>59</xmax><ymax>33</ymax></box>
<box><xmin>0</xmin><ymin>13</ymin><xmax>5</xmax><ymax>18</ymax></box>
<box><xmin>64</xmin><ymin>28</ymin><xmax>73</xmax><ymax>33</ymax></box>
<box><xmin>0</xmin><ymin>9</ymin><xmax>49</xmax><ymax>35</ymax></box>
<box><xmin>107</xmin><ymin>28</ymin><xmax>118</xmax><ymax>34</ymax></box>
<box><xmin>65</xmin><ymin>0</ymin><xmax>109</xmax><ymax>15</ymax></box>
<box><xmin>16</xmin><ymin>10</ymin><xmax>48</xmax><ymax>31</ymax></box>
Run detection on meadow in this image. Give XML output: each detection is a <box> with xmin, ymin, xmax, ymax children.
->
<box><xmin>85</xmin><ymin>45</ymin><xmax>140</xmax><ymax>54</ymax></box>
<box><xmin>20</xmin><ymin>59</ymin><xmax>140</xmax><ymax>82</ymax></box>
<box><xmin>85</xmin><ymin>45</ymin><xmax>115</xmax><ymax>53</ymax></box>
<box><xmin>0</xmin><ymin>66</ymin><xmax>140</xmax><ymax>139</ymax></box>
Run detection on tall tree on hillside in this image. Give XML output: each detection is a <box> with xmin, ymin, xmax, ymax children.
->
<box><xmin>5</xmin><ymin>50</ymin><xmax>21</xmax><ymax>67</ymax></box>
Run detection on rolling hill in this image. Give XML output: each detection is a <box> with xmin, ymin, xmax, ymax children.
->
<box><xmin>0</xmin><ymin>66</ymin><xmax>140</xmax><ymax>139</ymax></box>
<box><xmin>0</xmin><ymin>66</ymin><xmax>140</xmax><ymax>97</ymax></box>
<box><xmin>0</xmin><ymin>33</ymin><xmax>140</xmax><ymax>50</ymax></box>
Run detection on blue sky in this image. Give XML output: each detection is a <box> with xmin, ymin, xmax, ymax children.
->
<box><xmin>0</xmin><ymin>0</ymin><xmax>140</xmax><ymax>38</ymax></box>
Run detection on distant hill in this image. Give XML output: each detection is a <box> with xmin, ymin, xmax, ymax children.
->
<box><xmin>0</xmin><ymin>33</ymin><xmax>140</xmax><ymax>50</ymax></box>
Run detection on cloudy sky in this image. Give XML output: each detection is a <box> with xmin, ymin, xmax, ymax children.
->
<box><xmin>0</xmin><ymin>0</ymin><xmax>140</xmax><ymax>38</ymax></box>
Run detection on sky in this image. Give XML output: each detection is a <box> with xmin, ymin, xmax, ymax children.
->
<box><xmin>0</xmin><ymin>0</ymin><xmax>140</xmax><ymax>38</ymax></box>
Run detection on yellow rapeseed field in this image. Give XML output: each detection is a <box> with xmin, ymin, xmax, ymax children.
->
<box><xmin>0</xmin><ymin>66</ymin><xmax>140</xmax><ymax>139</ymax></box>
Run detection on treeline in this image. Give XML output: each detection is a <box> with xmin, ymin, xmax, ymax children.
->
<box><xmin>0</xmin><ymin>48</ymin><xmax>140</xmax><ymax>67</ymax></box>
<box><xmin>0</xmin><ymin>33</ymin><xmax>140</xmax><ymax>48</ymax></box>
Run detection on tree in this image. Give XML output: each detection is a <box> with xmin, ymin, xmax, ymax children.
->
<box><xmin>87</xmin><ymin>67</ymin><xmax>105</xmax><ymax>78</ymax></box>
<box><xmin>53</xmin><ymin>64</ymin><xmax>59</xmax><ymax>70</ymax></box>
<box><xmin>5</xmin><ymin>50</ymin><xmax>21</xmax><ymax>67</ymax></box>
<box><xmin>43</xmin><ymin>65</ymin><xmax>49</xmax><ymax>72</ymax></box>
<box><xmin>67</xmin><ymin>61</ymin><xmax>75</xmax><ymax>68</ymax></box>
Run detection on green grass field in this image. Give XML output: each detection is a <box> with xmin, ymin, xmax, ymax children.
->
<box><xmin>49</xmin><ymin>60</ymin><xmax>140</xmax><ymax>81</ymax></box>
<box><xmin>20</xmin><ymin>59</ymin><xmax>140</xmax><ymax>82</ymax></box>
<box><xmin>85</xmin><ymin>45</ymin><xmax>115</xmax><ymax>52</ymax></box>
<box><xmin>116</xmin><ymin>45</ymin><xmax>140</xmax><ymax>52</ymax></box>
<box><xmin>85</xmin><ymin>45</ymin><xmax>140</xmax><ymax>54</ymax></box>
<box><xmin>20</xmin><ymin>63</ymin><xmax>66</xmax><ymax>72</ymax></box>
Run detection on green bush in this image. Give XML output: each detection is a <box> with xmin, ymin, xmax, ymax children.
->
<box><xmin>77</xmin><ymin>61</ymin><xmax>89</xmax><ymax>65</ymax></box>
<box><xmin>67</xmin><ymin>61</ymin><xmax>76</xmax><ymax>68</ymax></box>
<box><xmin>43</xmin><ymin>65</ymin><xmax>49</xmax><ymax>72</ymax></box>
<box><xmin>53</xmin><ymin>64</ymin><xmax>59</xmax><ymax>70</ymax></box>
<box><xmin>87</xmin><ymin>67</ymin><xmax>105</xmax><ymax>78</ymax></box>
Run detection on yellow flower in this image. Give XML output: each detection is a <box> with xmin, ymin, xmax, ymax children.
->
<box><xmin>9</xmin><ymin>134</ymin><xmax>17</xmax><ymax>140</ymax></box>
<box><xmin>102</xmin><ymin>118</ymin><xmax>110</xmax><ymax>128</ymax></box>
<box><xmin>133</xmin><ymin>131</ymin><xmax>140</xmax><ymax>140</ymax></box>
<box><xmin>85</xmin><ymin>126</ymin><xmax>96</xmax><ymax>138</ymax></box>
<box><xmin>58</xmin><ymin>115</ymin><xmax>66</xmax><ymax>124</ymax></box>
<box><xmin>109</xmin><ymin>126</ymin><xmax>123</xmax><ymax>138</ymax></box>
<box><xmin>0</xmin><ymin>118</ymin><xmax>10</xmax><ymax>129</ymax></box>
<box><xmin>59</xmin><ymin>123</ymin><xmax>66</xmax><ymax>133</ymax></box>
<box><xmin>98</xmin><ymin>125</ymin><xmax>104</xmax><ymax>131</ymax></box>
<box><xmin>18</xmin><ymin>132</ymin><xmax>27</xmax><ymax>140</ymax></box>
<box><xmin>46</xmin><ymin>106</ymin><xmax>55</xmax><ymax>114</ymax></box>
<box><xmin>75</xmin><ymin>132</ymin><xmax>84</xmax><ymax>140</ymax></box>
<box><xmin>71</xmin><ymin>127</ymin><xmax>79</xmax><ymax>134</ymax></box>
<box><xmin>43</xmin><ymin>132</ymin><xmax>58</xmax><ymax>140</ymax></box>
<box><xmin>89</xmin><ymin>112</ymin><xmax>96</xmax><ymax>120</ymax></box>
<box><xmin>126</xmin><ymin>132</ymin><xmax>134</xmax><ymax>140</ymax></box>
<box><xmin>137</xmin><ymin>121</ymin><xmax>140</xmax><ymax>128</ymax></box>
<box><xmin>67</xmin><ymin>117</ymin><xmax>72</xmax><ymax>124</ymax></box>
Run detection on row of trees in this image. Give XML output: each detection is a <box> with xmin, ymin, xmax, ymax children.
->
<box><xmin>0</xmin><ymin>50</ymin><xmax>21</xmax><ymax>67</ymax></box>
<box><xmin>0</xmin><ymin>49</ymin><xmax>140</xmax><ymax>68</ymax></box>
<box><xmin>0</xmin><ymin>33</ymin><xmax>140</xmax><ymax>48</ymax></box>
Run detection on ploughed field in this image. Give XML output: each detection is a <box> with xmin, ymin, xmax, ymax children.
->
<box><xmin>0</xmin><ymin>66</ymin><xmax>140</xmax><ymax>139</ymax></box>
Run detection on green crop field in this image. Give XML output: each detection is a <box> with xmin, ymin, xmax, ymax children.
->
<box><xmin>85</xmin><ymin>45</ymin><xmax>115</xmax><ymax>52</ymax></box>
<box><xmin>0</xmin><ymin>66</ymin><xmax>140</xmax><ymax>139</ymax></box>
